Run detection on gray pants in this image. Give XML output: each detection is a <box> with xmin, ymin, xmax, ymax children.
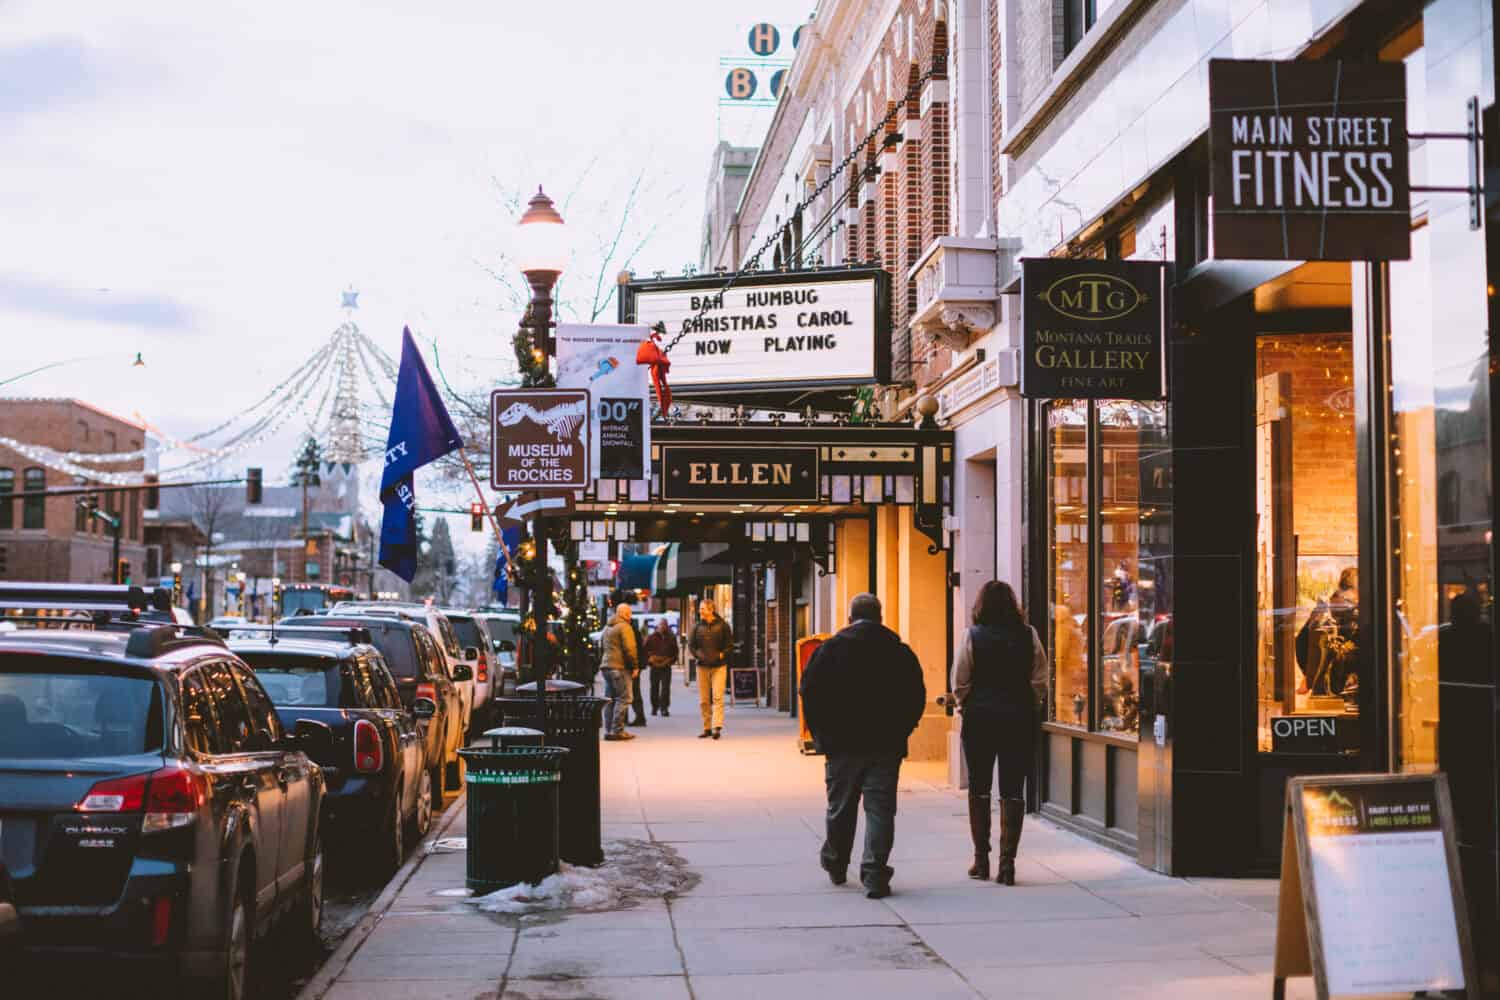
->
<box><xmin>602</xmin><ymin>668</ymin><xmax>632</xmax><ymax>735</ymax></box>
<box><xmin>820</xmin><ymin>752</ymin><xmax>902</xmax><ymax>889</ymax></box>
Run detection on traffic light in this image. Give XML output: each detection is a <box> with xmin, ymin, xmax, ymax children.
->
<box><xmin>116</xmin><ymin>558</ymin><xmax>131</xmax><ymax>585</ymax></box>
<box><xmin>246</xmin><ymin>467</ymin><xmax>263</xmax><ymax>505</ymax></box>
<box><xmin>470</xmin><ymin>502</ymin><xmax>484</xmax><ymax>532</ymax></box>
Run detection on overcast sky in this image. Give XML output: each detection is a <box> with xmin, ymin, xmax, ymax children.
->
<box><xmin>1</xmin><ymin>0</ymin><xmax>810</xmax><ymax>546</ymax></box>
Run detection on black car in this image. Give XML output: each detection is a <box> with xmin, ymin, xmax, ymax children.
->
<box><xmin>229</xmin><ymin>628</ymin><xmax>433</xmax><ymax>878</ymax></box>
<box><xmin>0</xmin><ymin>584</ymin><xmax>330</xmax><ymax>999</ymax></box>
<box><xmin>279</xmin><ymin>616</ymin><xmax>467</xmax><ymax>795</ymax></box>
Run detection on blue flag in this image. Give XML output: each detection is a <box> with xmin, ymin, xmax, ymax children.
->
<box><xmin>378</xmin><ymin>328</ymin><xmax>463</xmax><ymax>582</ymax></box>
<box><xmin>492</xmin><ymin>525</ymin><xmax>522</xmax><ymax>602</ymax></box>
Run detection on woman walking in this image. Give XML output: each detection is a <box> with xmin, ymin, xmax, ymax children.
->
<box><xmin>950</xmin><ymin>581</ymin><xmax>1047</xmax><ymax>885</ymax></box>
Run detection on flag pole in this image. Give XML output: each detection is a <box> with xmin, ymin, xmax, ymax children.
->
<box><xmin>456</xmin><ymin>446</ymin><xmax>515</xmax><ymax>574</ymax></box>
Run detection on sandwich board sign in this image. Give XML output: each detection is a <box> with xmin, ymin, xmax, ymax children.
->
<box><xmin>1273</xmin><ymin>773</ymin><xmax>1478</xmax><ymax>999</ymax></box>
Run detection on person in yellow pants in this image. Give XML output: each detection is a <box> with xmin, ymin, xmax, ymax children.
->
<box><xmin>690</xmin><ymin>599</ymin><xmax>733</xmax><ymax>739</ymax></box>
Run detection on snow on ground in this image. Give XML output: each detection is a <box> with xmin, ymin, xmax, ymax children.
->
<box><xmin>467</xmin><ymin>838</ymin><xmax>695</xmax><ymax>916</ymax></box>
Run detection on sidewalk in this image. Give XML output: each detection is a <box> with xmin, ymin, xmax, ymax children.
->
<box><xmin>300</xmin><ymin>695</ymin><xmax>1309</xmax><ymax>1000</ymax></box>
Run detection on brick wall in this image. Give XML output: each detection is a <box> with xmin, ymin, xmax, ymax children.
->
<box><xmin>1255</xmin><ymin>333</ymin><xmax>1358</xmax><ymax>558</ymax></box>
<box><xmin>1014</xmin><ymin>0</ymin><xmax>1054</xmax><ymax>120</ymax></box>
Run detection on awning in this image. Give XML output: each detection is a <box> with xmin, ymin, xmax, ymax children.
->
<box><xmin>653</xmin><ymin>542</ymin><xmax>732</xmax><ymax>598</ymax></box>
<box><xmin>618</xmin><ymin>553</ymin><xmax>657</xmax><ymax>592</ymax></box>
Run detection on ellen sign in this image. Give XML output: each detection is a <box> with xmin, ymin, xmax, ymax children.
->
<box><xmin>621</xmin><ymin>267</ymin><xmax>890</xmax><ymax>393</ymax></box>
<box><xmin>1210</xmin><ymin>59</ymin><xmax>1410</xmax><ymax>261</ymax></box>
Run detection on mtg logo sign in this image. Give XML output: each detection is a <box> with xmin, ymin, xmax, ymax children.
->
<box><xmin>1021</xmin><ymin>258</ymin><xmax>1166</xmax><ymax>401</ymax></box>
<box><xmin>661</xmin><ymin>445</ymin><xmax>820</xmax><ymax>504</ymax></box>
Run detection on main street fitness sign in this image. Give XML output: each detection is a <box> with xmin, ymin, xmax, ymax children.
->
<box><xmin>1020</xmin><ymin>258</ymin><xmax>1165</xmax><ymax>400</ymax></box>
<box><xmin>1210</xmin><ymin>58</ymin><xmax>1410</xmax><ymax>261</ymax></box>
<box><xmin>622</xmin><ymin>267</ymin><xmax>891</xmax><ymax>393</ymax></box>
<box><xmin>490</xmin><ymin>388</ymin><xmax>589</xmax><ymax>490</ymax></box>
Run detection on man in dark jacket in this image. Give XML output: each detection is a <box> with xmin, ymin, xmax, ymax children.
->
<box><xmin>799</xmin><ymin>593</ymin><xmax>926</xmax><ymax>898</ymax></box>
<box><xmin>689</xmin><ymin>600</ymin><xmax>734</xmax><ymax>739</ymax></box>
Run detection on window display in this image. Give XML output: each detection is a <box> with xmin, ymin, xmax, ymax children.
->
<box><xmin>1254</xmin><ymin>330</ymin><xmax>1360</xmax><ymax>752</ymax></box>
<box><xmin>1047</xmin><ymin>400</ymin><xmax>1089</xmax><ymax>726</ymax></box>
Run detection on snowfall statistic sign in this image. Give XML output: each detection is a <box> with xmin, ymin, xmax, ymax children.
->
<box><xmin>556</xmin><ymin>324</ymin><xmax>651</xmax><ymax>481</ymax></box>
<box><xmin>622</xmin><ymin>268</ymin><xmax>890</xmax><ymax>392</ymax></box>
<box><xmin>490</xmin><ymin>388</ymin><xmax>590</xmax><ymax>490</ymax></box>
<box><xmin>1209</xmin><ymin>59</ymin><xmax>1410</xmax><ymax>261</ymax></box>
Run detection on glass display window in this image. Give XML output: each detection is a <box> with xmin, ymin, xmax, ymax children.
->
<box><xmin>1043</xmin><ymin>399</ymin><xmax>1171</xmax><ymax>736</ymax></box>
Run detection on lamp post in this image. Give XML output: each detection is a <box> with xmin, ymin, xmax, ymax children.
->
<box><xmin>516</xmin><ymin>185</ymin><xmax>567</xmax><ymax>721</ymax></box>
<box><xmin>236</xmin><ymin>571</ymin><xmax>247</xmax><ymax>619</ymax></box>
<box><xmin>271</xmin><ymin>577</ymin><xmax>281</xmax><ymax>622</ymax></box>
<box><xmin>170</xmin><ymin>561</ymin><xmax>183</xmax><ymax>607</ymax></box>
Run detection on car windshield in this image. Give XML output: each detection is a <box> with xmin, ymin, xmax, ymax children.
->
<box><xmin>237</xmin><ymin>652</ymin><xmax>340</xmax><ymax>706</ymax></box>
<box><xmin>282</xmin><ymin>590</ymin><xmax>330</xmax><ymax>615</ymax></box>
<box><xmin>0</xmin><ymin>662</ymin><xmax>164</xmax><ymax>758</ymax></box>
<box><xmin>288</xmin><ymin>620</ymin><xmax>419</xmax><ymax>679</ymax></box>
<box><xmin>483</xmin><ymin>616</ymin><xmax>519</xmax><ymax>647</ymax></box>
<box><xmin>450</xmin><ymin>617</ymin><xmax>483</xmax><ymax>650</ymax></box>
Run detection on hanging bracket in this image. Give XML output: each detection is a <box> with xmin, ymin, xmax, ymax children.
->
<box><xmin>1408</xmin><ymin>96</ymin><xmax>1485</xmax><ymax>231</ymax></box>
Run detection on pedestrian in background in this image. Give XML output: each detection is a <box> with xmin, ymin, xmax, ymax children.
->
<box><xmin>629</xmin><ymin>615</ymin><xmax>648</xmax><ymax>727</ymax></box>
<box><xmin>644</xmin><ymin>617</ymin><xmax>677</xmax><ymax>717</ymax></box>
<box><xmin>599</xmin><ymin>604</ymin><xmax>638</xmax><ymax>742</ymax></box>
<box><xmin>799</xmin><ymin>593</ymin><xmax>925</xmax><ymax>899</ymax></box>
<box><xmin>951</xmin><ymin>581</ymin><xmax>1046</xmax><ymax>885</ymax></box>
<box><xmin>689</xmin><ymin>599</ymin><xmax>733</xmax><ymax>739</ymax></box>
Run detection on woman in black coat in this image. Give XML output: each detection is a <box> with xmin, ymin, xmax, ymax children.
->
<box><xmin>950</xmin><ymin>581</ymin><xmax>1048</xmax><ymax>884</ymax></box>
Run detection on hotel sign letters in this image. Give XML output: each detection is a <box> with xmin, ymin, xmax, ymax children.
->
<box><xmin>661</xmin><ymin>445</ymin><xmax>820</xmax><ymax>504</ymax></box>
<box><xmin>1210</xmin><ymin>59</ymin><xmax>1410</xmax><ymax>261</ymax></box>
<box><xmin>1021</xmin><ymin>259</ymin><xmax>1165</xmax><ymax>400</ymax></box>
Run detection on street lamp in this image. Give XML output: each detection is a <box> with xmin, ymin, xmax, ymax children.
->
<box><xmin>271</xmin><ymin>577</ymin><xmax>281</xmax><ymax>622</ymax></box>
<box><xmin>236</xmin><ymin>571</ymin><xmax>248</xmax><ymax>619</ymax></box>
<box><xmin>170</xmin><ymin>562</ymin><xmax>183</xmax><ymax>607</ymax></box>
<box><xmin>515</xmin><ymin>186</ymin><xmax>566</xmax><ymax>716</ymax></box>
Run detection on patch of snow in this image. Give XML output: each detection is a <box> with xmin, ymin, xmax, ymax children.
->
<box><xmin>427</xmin><ymin>837</ymin><xmax>469</xmax><ymax>854</ymax></box>
<box><xmin>468</xmin><ymin>838</ymin><xmax>693</xmax><ymax>916</ymax></box>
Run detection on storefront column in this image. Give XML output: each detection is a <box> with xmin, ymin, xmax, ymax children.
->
<box><xmin>874</xmin><ymin>504</ymin><xmax>902</xmax><ymax>616</ymax></box>
<box><xmin>898</xmin><ymin>506</ymin><xmax>950</xmax><ymax>762</ymax></box>
<box><xmin>834</xmin><ymin>517</ymin><xmax>870</xmax><ymax>627</ymax></box>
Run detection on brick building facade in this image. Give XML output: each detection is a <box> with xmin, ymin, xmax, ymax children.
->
<box><xmin>0</xmin><ymin>398</ymin><xmax>150</xmax><ymax>584</ymax></box>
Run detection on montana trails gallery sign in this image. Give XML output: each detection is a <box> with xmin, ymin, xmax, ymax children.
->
<box><xmin>1021</xmin><ymin>258</ymin><xmax>1166</xmax><ymax>400</ymax></box>
<box><xmin>621</xmin><ymin>267</ymin><xmax>891</xmax><ymax>393</ymax></box>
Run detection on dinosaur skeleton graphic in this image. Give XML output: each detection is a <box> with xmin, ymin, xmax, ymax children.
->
<box><xmin>496</xmin><ymin>398</ymin><xmax>587</xmax><ymax>441</ymax></box>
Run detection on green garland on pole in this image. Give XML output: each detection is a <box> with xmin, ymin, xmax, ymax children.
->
<box><xmin>512</xmin><ymin>306</ymin><xmax>555</xmax><ymax>388</ymax></box>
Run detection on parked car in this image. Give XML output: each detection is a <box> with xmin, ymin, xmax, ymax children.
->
<box><xmin>442</xmin><ymin>610</ymin><xmax>496</xmax><ymax>718</ymax></box>
<box><xmin>474</xmin><ymin>611</ymin><xmax>520</xmax><ymax>696</ymax></box>
<box><xmin>229</xmin><ymin>627</ymin><xmax>433</xmax><ymax>879</ymax></box>
<box><xmin>207</xmin><ymin>615</ymin><xmax>247</xmax><ymax>636</ymax></box>
<box><xmin>330</xmin><ymin>602</ymin><xmax>472</xmax><ymax>733</ymax></box>
<box><xmin>282</xmin><ymin>615</ymin><xmax>467</xmax><ymax>794</ymax></box>
<box><xmin>0</xmin><ymin>585</ymin><xmax>330</xmax><ymax>998</ymax></box>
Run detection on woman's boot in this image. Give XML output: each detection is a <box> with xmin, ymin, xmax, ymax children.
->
<box><xmin>966</xmin><ymin>795</ymin><xmax>991</xmax><ymax>880</ymax></box>
<box><xmin>996</xmin><ymin>798</ymin><xmax>1025</xmax><ymax>885</ymax></box>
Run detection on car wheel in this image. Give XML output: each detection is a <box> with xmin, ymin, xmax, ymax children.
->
<box><xmin>198</xmin><ymin>888</ymin><xmax>252</xmax><ymax>1000</ymax></box>
<box><xmin>429</xmin><ymin>761</ymin><xmax>445</xmax><ymax>809</ymax></box>
<box><xmin>378</xmin><ymin>787</ymin><xmax>404</xmax><ymax>879</ymax></box>
<box><xmin>407</xmin><ymin>767</ymin><xmax>434</xmax><ymax>839</ymax></box>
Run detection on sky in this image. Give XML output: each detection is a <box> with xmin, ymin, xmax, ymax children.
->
<box><xmin>0</xmin><ymin>0</ymin><xmax>811</xmax><ymax>549</ymax></box>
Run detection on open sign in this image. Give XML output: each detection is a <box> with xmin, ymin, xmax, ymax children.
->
<box><xmin>1271</xmin><ymin>714</ymin><xmax>1350</xmax><ymax>754</ymax></box>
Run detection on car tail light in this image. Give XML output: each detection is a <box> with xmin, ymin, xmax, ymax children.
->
<box><xmin>353</xmin><ymin>719</ymin><xmax>383</xmax><ymax>773</ymax></box>
<box><xmin>415</xmin><ymin>681</ymin><xmax>435</xmax><ymax>703</ymax></box>
<box><xmin>150</xmin><ymin>896</ymin><xmax>173</xmax><ymax>947</ymax></box>
<box><xmin>77</xmin><ymin>763</ymin><xmax>205</xmax><ymax>833</ymax></box>
<box><xmin>477</xmin><ymin>654</ymin><xmax>488</xmax><ymax>683</ymax></box>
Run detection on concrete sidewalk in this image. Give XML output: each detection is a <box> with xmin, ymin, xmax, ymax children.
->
<box><xmin>301</xmin><ymin>694</ymin><xmax>1314</xmax><ymax>1000</ymax></box>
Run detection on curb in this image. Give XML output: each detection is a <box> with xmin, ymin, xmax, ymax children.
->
<box><xmin>294</xmin><ymin>789</ymin><xmax>467</xmax><ymax>1000</ymax></box>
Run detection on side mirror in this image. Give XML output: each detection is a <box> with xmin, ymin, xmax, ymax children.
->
<box><xmin>464</xmin><ymin>646</ymin><xmax>479</xmax><ymax>662</ymax></box>
<box><xmin>292</xmin><ymin>719</ymin><xmax>334</xmax><ymax>760</ymax></box>
<box><xmin>452</xmin><ymin>663</ymin><xmax>473</xmax><ymax>682</ymax></box>
<box><xmin>412</xmin><ymin>697</ymin><xmax>437</xmax><ymax>720</ymax></box>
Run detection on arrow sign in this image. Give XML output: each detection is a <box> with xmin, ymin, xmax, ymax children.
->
<box><xmin>502</xmin><ymin>493</ymin><xmax>574</xmax><ymax>523</ymax></box>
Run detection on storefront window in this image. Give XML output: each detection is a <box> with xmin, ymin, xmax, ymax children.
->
<box><xmin>1254</xmin><ymin>331</ymin><xmax>1360</xmax><ymax>753</ymax></box>
<box><xmin>1047</xmin><ymin>400</ymin><xmax>1089</xmax><ymax>726</ymax></box>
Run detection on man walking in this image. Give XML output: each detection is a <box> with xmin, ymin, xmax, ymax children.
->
<box><xmin>689</xmin><ymin>599</ymin><xmax>733</xmax><ymax>739</ymax></box>
<box><xmin>799</xmin><ymin>593</ymin><xmax>926</xmax><ymax>899</ymax></box>
<box><xmin>599</xmin><ymin>603</ymin><xmax>638</xmax><ymax>742</ymax></box>
<box><xmin>644</xmin><ymin>617</ymin><xmax>677</xmax><ymax>717</ymax></box>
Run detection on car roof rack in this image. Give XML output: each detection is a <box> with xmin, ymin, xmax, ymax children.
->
<box><xmin>228</xmin><ymin>624</ymin><xmax>373</xmax><ymax>647</ymax></box>
<box><xmin>121</xmin><ymin>623</ymin><xmax>226</xmax><ymax>659</ymax></box>
<box><xmin>0</xmin><ymin>581</ymin><xmax>174</xmax><ymax>615</ymax></box>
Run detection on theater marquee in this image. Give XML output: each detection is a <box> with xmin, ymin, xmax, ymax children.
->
<box><xmin>621</xmin><ymin>267</ymin><xmax>891</xmax><ymax>393</ymax></box>
<box><xmin>1209</xmin><ymin>58</ymin><xmax>1410</xmax><ymax>261</ymax></box>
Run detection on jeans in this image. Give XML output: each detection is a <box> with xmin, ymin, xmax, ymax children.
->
<box><xmin>820</xmin><ymin>752</ymin><xmax>902</xmax><ymax>889</ymax></box>
<box><xmin>649</xmin><ymin>666</ymin><xmax>672</xmax><ymax>711</ymax></box>
<box><xmin>697</xmin><ymin>664</ymin><xmax>726</xmax><ymax>730</ymax></box>
<box><xmin>960</xmin><ymin>705</ymin><xmax>1034</xmax><ymax>799</ymax></box>
<box><xmin>602</xmin><ymin>668</ymin><xmax>632</xmax><ymax>735</ymax></box>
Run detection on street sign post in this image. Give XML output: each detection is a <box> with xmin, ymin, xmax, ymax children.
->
<box><xmin>490</xmin><ymin>388</ymin><xmax>590</xmax><ymax>491</ymax></box>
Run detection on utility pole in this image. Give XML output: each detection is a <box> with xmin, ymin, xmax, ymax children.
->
<box><xmin>293</xmin><ymin>437</ymin><xmax>323</xmax><ymax>583</ymax></box>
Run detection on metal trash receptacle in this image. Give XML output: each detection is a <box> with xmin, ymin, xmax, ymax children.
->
<box><xmin>498</xmin><ymin>694</ymin><xmax>608</xmax><ymax>867</ymax></box>
<box><xmin>516</xmin><ymin>679</ymin><xmax>587</xmax><ymax>697</ymax></box>
<box><xmin>458</xmin><ymin>727</ymin><xmax>569</xmax><ymax>893</ymax></box>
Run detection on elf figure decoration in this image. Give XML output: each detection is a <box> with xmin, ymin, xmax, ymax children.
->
<box><xmin>636</xmin><ymin>321</ymin><xmax>672</xmax><ymax>415</ymax></box>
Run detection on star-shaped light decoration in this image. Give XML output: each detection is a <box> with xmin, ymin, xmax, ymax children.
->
<box><xmin>341</xmin><ymin>288</ymin><xmax>359</xmax><ymax>310</ymax></box>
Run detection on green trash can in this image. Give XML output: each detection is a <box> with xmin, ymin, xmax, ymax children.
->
<box><xmin>499</xmin><ymin>695</ymin><xmax>607</xmax><ymax>867</ymax></box>
<box><xmin>458</xmin><ymin>727</ymin><xmax>569</xmax><ymax>893</ymax></box>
